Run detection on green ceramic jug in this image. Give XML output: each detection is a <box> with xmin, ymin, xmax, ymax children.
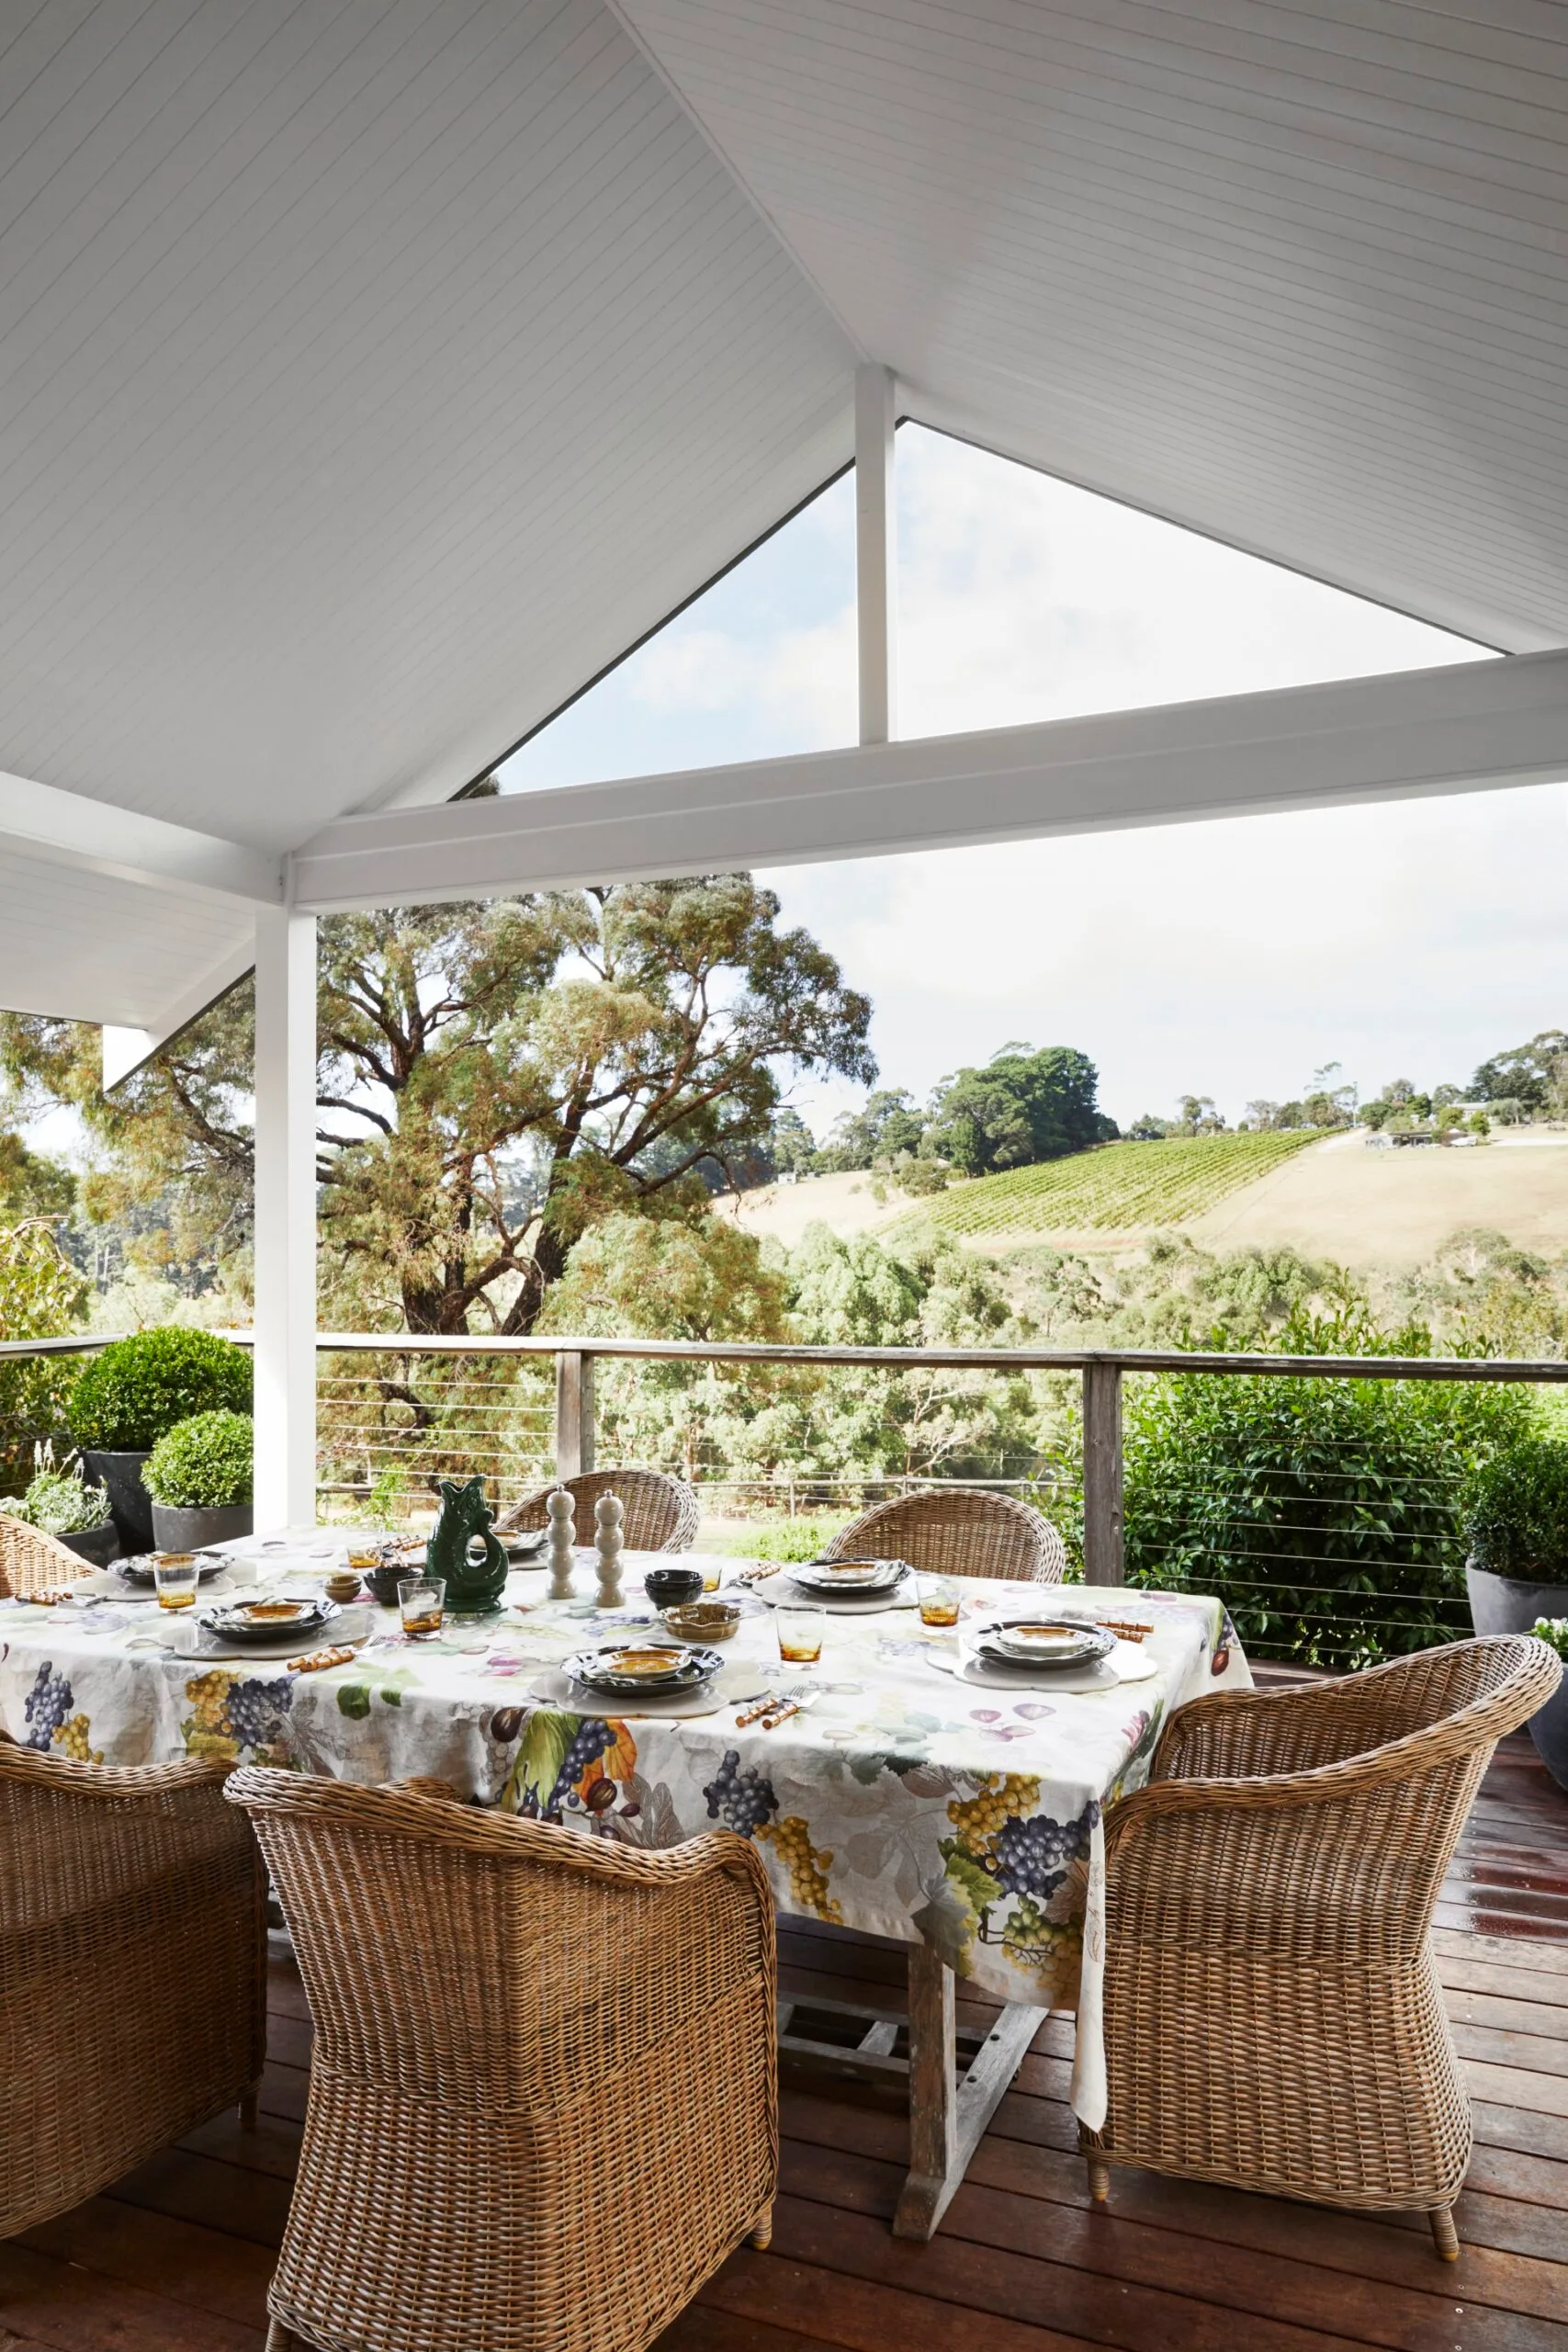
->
<box><xmin>425</xmin><ymin>1476</ymin><xmax>509</xmax><ymax>1615</ymax></box>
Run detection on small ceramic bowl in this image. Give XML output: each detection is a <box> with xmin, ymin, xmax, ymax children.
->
<box><xmin>643</xmin><ymin>1566</ymin><xmax>704</xmax><ymax>1611</ymax></box>
<box><xmin>661</xmin><ymin>1600</ymin><xmax>741</xmax><ymax>1644</ymax></box>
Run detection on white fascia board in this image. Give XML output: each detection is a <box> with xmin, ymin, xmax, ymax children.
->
<box><xmin>288</xmin><ymin>649</ymin><xmax>1566</xmax><ymax>912</ymax></box>
<box><xmin>102</xmin><ymin>932</ymin><xmax>257</xmax><ymax>1091</ymax></box>
<box><xmin>0</xmin><ymin>770</ymin><xmax>281</xmax><ymax>907</ymax></box>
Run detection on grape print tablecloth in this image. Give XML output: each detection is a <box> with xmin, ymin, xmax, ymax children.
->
<box><xmin>0</xmin><ymin>1540</ymin><xmax>1248</xmax><ymax>2126</ymax></box>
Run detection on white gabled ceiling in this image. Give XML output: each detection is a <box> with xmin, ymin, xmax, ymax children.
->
<box><xmin>615</xmin><ymin>0</ymin><xmax>1568</xmax><ymax>656</ymax></box>
<box><xmin>2</xmin><ymin>0</ymin><xmax>1567</xmax><ymax>1040</ymax></box>
<box><xmin>0</xmin><ymin>0</ymin><xmax>854</xmax><ymax>853</ymax></box>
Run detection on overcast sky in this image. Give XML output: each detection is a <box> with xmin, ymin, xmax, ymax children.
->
<box><xmin>504</xmin><ymin>425</ymin><xmax>1566</xmax><ymax>1136</ymax></box>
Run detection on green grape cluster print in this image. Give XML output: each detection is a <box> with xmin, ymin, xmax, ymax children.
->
<box><xmin>757</xmin><ymin>1815</ymin><xmax>842</xmax><ymax>1923</ymax></box>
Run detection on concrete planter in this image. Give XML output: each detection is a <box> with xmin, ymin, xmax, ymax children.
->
<box><xmin>58</xmin><ymin>1522</ymin><xmax>118</xmax><ymax>1567</ymax></box>
<box><xmin>81</xmin><ymin>1449</ymin><xmax>154</xmax><ymax>1552</ymax></box>
<box><xmin>151</xmin><ymin>1502</ymin><xmax>254</xmax><ymax>1552</ymax></box>
<box><xmin>1466</xmin><ymin>1561</ymin><xmax>1568</xmax><ymax>1791</ymax></box>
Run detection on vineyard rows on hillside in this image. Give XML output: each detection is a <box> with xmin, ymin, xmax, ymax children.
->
<box><xmin>908</xmin><ymin>1132</ymin><xmax>1322</xmax><ymax>1237</ymax></box>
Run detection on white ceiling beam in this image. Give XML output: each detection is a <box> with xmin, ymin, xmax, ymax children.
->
<box><xmin>0</xmin><ymin>770</ymin><xmax>281</xmax><ymax>908</ymax></box>
<box><xmin>288</xmin><ymin>649</ymin><xmax>1566</xmax><ymax>913</ymax></box>
<box><xmin>855</xmin><ymin>363</ymin><xmax>897</xmax><ymax>747</ymax></box>
<box><xmin>101</xmin><ymin>933</ymin><xmax>257</xmax><ymax>1091</ymax></box>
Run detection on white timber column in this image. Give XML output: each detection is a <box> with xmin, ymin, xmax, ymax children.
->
<box><xmin>854</xmin><ymin>362</ymin><xmax>898</xmax><ymax>746</ymax></box>
<box><xmin>253</xmin><ymin>904</ymin><xmax>318</xmax><ymax>1529</ymax></box>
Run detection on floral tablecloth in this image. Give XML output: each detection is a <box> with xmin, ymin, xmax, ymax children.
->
<box><xmin>0</xmin><ymin>1541</ymin><xmax>1248</xmax><ymax>2126</ymax></box>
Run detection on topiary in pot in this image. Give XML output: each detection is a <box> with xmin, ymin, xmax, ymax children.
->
<box><xmin>142</xmin><ymin>1408</ymin><xmax>254</xmax><ymax>1552</ymax></box>
<box><xmin>1465</xmin><ymin>1435</ymin><xmax>1568</xmax><ymax>1788</ymax></box>
<box><xmin>67</xmin><ymin>1329</ymin><xmax>253</xmax><ymax>1550</ymax></box>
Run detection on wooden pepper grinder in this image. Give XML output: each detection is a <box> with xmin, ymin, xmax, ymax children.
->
<box><xmin>593</xmin><ymin>1490</ymin><xmax>625</xmax><ymax>1609</ymax></box>
<box><xmin>547</xmin><ymin>1487</ymin><xmax>576</xmax><ymax>1600</ymax></box>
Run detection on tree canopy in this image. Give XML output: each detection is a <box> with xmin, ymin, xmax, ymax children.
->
<box><xmin>0</xmin><ymin>876</ymin><xmax>874</xmax><ymax>1335</ymax></box>
<box><xmin>925</xmin><ymin>1044</ymin><xmax>1116</xmax><ymax>1174</ymax></box>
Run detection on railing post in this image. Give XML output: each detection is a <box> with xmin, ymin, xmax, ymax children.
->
<box><xmin>1081</xmin><ymin>1361</ymin><xmax>1124</xmax><ymax>1587</ymax></box>
<box><xmin>554</xmin><ymin>1350</ymin><xmax>594</xmax><ymax>1479</ymax></box>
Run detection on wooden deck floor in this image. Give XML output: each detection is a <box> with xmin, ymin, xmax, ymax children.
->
<box><xmin>5</xmin><ymin>1732</ymin><xmax>1565</xmax><ymax>2352</ymax></box>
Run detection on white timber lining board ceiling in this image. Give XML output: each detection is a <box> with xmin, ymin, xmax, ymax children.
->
<box><xmin>614</xmin><ymin>0</ymin><xmax>1568</xmax><ymax>653</ymax></box>
<box><xmin>0</xmin><ymin>851</ymin><xmax>253</xmax><ymax>1030</ymax></box>
<box><xmin>0</xmin><ymin>0</ymin><xmax>853</xmax><ymax>848</ymax></box>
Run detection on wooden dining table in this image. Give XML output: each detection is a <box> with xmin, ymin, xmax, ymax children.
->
<box><xmin>0</xmin><ymin>1532</ymin><xmax>1249</xmax><ymax>2235</ymax></box>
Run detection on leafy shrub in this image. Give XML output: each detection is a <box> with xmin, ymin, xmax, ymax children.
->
<box><xmin>143</xmin><ymin>1410</ymin><xmax>254</xmax><ymax>1509</ymax></box>
<box><xmin>1</xmin><ymin>1444</ymin><xmax>110</xmax><ymax>1534</ymax></box>
<box><xmin>1122</xmin><ymin>1367</ymin><xmax>1530</xmax><ymax>1670</ymax></box>
<box><xmin>1532</xmin><ymin>1617</ymin><xmax>1568</xmax><ymax>1663</ymax></box>
<box><xmin>1466</xmin><ymin>1436</ymin><xmax>1568</xmax><ymax>1581</ymax></box>
<box><xmin>68</xmin><ymin>1328</ymin><xmax>252</xmax><ymax>1453</ymax></box>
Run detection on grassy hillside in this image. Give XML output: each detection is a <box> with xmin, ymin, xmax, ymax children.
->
<box><xmin>906</xmin><ymin>1132</ymin><xmax>1322</xmax><ymax>1238</ymax></box>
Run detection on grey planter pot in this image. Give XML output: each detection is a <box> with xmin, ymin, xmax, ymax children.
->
<box><xmin>59</xmin><ymin>1522</ymin><xmax>118</xmax><ymax>1568</ymax></box>
<box><xmin>81</xmin><ymin>1448</ymin><xmax>154</xmax><ymax>1552</ymax></box>
<box><xmin>151</xmin><ymin>1502</ymin><xmax>254</xmax><ymax>1552</ymax></box>
<box><xmin>1466</xmin><ymin>1561</ymin><xmax>1568</xmax><ymax>1792</ymax></box>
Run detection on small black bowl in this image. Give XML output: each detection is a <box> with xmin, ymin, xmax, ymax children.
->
<box><xmin>643</xmin><ymin>1566</ymin><xmax>704</xmax><ymax>1611</ymax></box>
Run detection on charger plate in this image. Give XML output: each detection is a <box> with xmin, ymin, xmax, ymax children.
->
<box><xmin>527</xmin><ymin>1666</ymin><xmax>735</xmax><ymax>1718</ymax></box>
<box><xmin>929</xmin><ymin>1643</ymin><xmax>1158</xmax><ymax>1695</ymax></box>
<box><xmin>750</xmin><ymin>1569</ymin><xmax>917</xmax><ymax>1615</ymax></box>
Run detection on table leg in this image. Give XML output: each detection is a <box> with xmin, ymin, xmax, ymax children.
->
<box><xmin>892</xmin><ymin>1946</ymin><xmax>1049</xmax><ymax>2242</ymax></box>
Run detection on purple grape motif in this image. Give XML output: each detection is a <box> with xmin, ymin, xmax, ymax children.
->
<box><xmin>23</xmin><ymin>1660</ymin><xmax>73</xmax><ymax>1751</ymax></box>
<box><xmin>702</xmin><ymin>1749</ymin><xmax>778</xmax><ymax>1838</ymax></box>
<box><xmin>224</xmin><ymin>1677</ymin><xmax>294</xmax><ymax>1754</ymax></box>
<box><xmin>547</xmin><ymin>1717</ymin><xmax>615</xmax><ymax>1815</ymax></box>
<box><xmin>991</xmin><ymin>1798</ymin><xmax>1096</xmax><ymax>1902</ymax></box>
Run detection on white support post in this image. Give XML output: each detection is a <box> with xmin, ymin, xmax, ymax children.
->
<box><xmin>855</xmin><ymin>362</ymin><xmax>897</xmax><ymax>747</ymax></box>
<box><xmin>253</xmin><ymin>906</ymin><xmax>318</xmax><ymax>1531</ymax></box>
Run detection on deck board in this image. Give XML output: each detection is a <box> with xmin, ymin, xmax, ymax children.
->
<box><xmin>6</xmin><ymin>1733</ymin><xmax>1564</xmax><ymax>2352</ymax></box>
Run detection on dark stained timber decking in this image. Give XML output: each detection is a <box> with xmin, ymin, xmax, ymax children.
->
<box><xmin>5</xmin><ymin>1732</ymin><xmax>1565</xmax><ymax>2352</ymax></box>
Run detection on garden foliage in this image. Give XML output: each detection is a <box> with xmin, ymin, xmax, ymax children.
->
<box><xmin>68</xmin><ymin>1327</ymin><xmax>252</xmax><ymax>1452</ymax></box>
<box><xmin>1122</xmin><ymin>1347</ymin><xmax>1531</xmax><ymax>1668</ymax></box>
<box><xmin>143</xmin><ymin>1408</ymin><xmax>254</xmax><ymax>1509</ymax></box>
<box><xmin>1466</xmin><ymin>1434</ymin><xmax>1568</xmax><ymax>1580</ymax></box>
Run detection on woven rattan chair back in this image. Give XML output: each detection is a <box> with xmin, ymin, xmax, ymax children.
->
<box><xmin>0</xmin><ymin>1743</ymin><xmax>265</xmax><ymax>2237</ymax></box>
<box><xmin>0</xmin><ymin>1514</ymin><xmax>93</xmax><ymax>1599</ymax></box>
<box><xmin>500</xmin><ymin>1467</ymin><xmax>699</xmax><ymax>1553</ymax></box>
<box><xmin>825</xmin><ymin>1487</ymin><xmax>1066</xmax><ymax>1583</ymax></box>
<box><xmin>227</xmin><ymin>1770</ymin><xmax>776</xmax><ymax>2352</ymax></box>
<box><xmin>1089</xmin><ymin>1634</ymin><xmax>1561</xmax><ymax>2261</ymax></box>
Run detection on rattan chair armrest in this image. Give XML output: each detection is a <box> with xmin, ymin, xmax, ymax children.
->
<box><xmin>1151</xmin><ymin>1682</ymin><xmax>1335</xmax><ymax>1781</ymax></box>
<box><xmin>227</xmin><ymin>1766</ymin><xmax>775</xmax><ymax>1900</ymax></box>
<box><xmin>0</xmin><ymin>1744</ymin><xmax>236</xmax><ymax>1800</ymax></box>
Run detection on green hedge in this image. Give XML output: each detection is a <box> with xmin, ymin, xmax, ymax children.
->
<box><xmin>1122</xmin><ymin>1370</ymin><xmax>1530</xmax><ymax>1670</ymax></box>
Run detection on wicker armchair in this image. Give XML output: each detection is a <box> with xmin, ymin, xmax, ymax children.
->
<box><xmin>0</xmin><ymin>1514</ymin><xmax>92</xmax><ymax>1599</ymax></box>
<box><xmin>0</xmin><ymin>1740</ymin><xmax>266</xmax><ymax>2238</ymax></box>
<box><xmin>825</xmin><ymin>1487</ymin><xmax>1066</xmax><ymax>1584</ymax></box>
<box><xmin>227</xmin><ymin>1769</ymin><xmax>777</xmax><ymax>2352</ymax></box>
<box><xmin>1086</xmin><ymin>1635</ymin><xmax>1562</xmax><ymax>2260</ymax></box>
<box><xmin>499</xmin><ymin>1467</ymin><xmax>700</xmax><ymax>1554</ymax></box>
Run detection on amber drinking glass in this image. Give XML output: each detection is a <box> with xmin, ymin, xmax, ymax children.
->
<box><xmin>399</xmin><ymin>1576</ymin><xmax>446</xmax><ymax>1640</ymax></box>
<box><xmin>153</xmin><ymin>1555</ymin><xmax>201</xmax><ymax>1611</ymax></box>
<box><xmin>775</xmin><ymin>1606</ymin><xmax>825</xmax><ymax>1665</ymax></box>
<box><xmin>916</xmin><ymin>1573</ymin><xmax>962</xmax><ymax>1628</ymax></box>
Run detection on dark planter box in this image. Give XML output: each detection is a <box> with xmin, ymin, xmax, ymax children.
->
<box><xmin>1466</xmin><ymin>1562</ymin><xmax>1568</xmax><ymax>1792</ymax></box>
<box><xmin>81</xmin><ymin>1449</ymin><xmax>154</xmax><ymax>1552</ymax></box>
<box><xmin>151</xmin><ymin>1502</ymin><xmax>254</xmax><ymax>1552</ymax></box>
<box><xmin>59</xmin><ymin>1522</ymin><xmax>118</xmax><ymax>1567</ymax></box>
